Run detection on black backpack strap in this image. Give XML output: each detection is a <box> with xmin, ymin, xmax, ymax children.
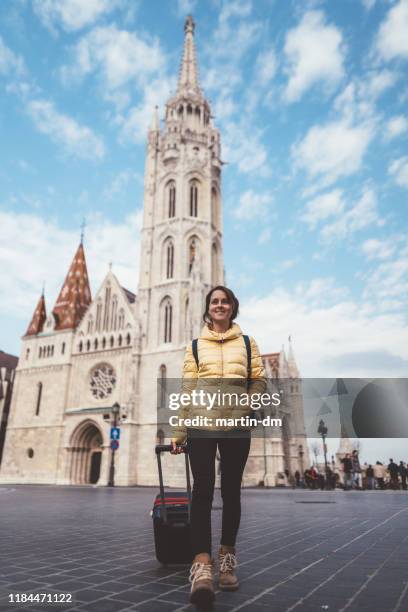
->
<box><xmin>192</xmin><ymin>339</ymin><xmax>199</xmax><ymax>370</ymax></box>
<box><xmin>243</xmin><ymin>335</ymin><xmax>251</xmax><ymax>379</ymax></box>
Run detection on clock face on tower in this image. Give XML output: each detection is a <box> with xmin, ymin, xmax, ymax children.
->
<box><xmin>89</xmin><ymin>363</ymin><xmax>117</xmax><ymax>400</ymax></box>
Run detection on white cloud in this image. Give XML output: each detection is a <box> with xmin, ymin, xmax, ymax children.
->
<box><xmin>283</xmin><ymin>10</ymin><xmax>345</xmax><ymax>103</ymax></box>
<box><xmin>361</xmin><ymin>238</ymin><xmax>396</xmax><ymax>260</ymax></box>
<box><xmin>255</xmin><ymin>48</ymin><xmax>277</xmax><ymax>86</ymax></box>
<box><xmin>116</xmin><ymin>76</ymin><xmax>173</xmax><ymax>143</ymax></box>
<box><xmin>239</xmin><ymin>285</ymin><xmax>408</xmax><ymax>377</ymax></box>
<box><xmin>222</xmin><ymin>120</ymin><xmax>269</xmax><ymax>175</ymax></box>
<box><xmin>388</xmin><ymin>156</ymin><xmax>408</xmax><ymax>188</ymax></box>
<box><xmin>0</xmin><ymin>209</ymin><xmax>142</xmax><ymax>320</ymax></box>
<box><xmin>385</xmin><ymin>115</ymin><xmax>408</xmax><ymax>140</ymax></box>
<box><xmin>33</xmin><ymin>0</ymin><xmax>119</xmax><ymax>32</ymax></box>
<box><xmin>301</xmin><ymin>189</ymin><xmax>344</xmax><ymax>228</ymax></box>
<box><xmin>219</xmin><ymin>0</ymin><xmax>252</xmax><ymax>23</ymax></box>
<box><xmin>102</xmin><ymin>169</ymin><xmax>142</xmax><ymax>200</ymax></box>
<box><xmin>27</xmin><ymin>99</ymin><xmax>106</xmax><ymax>160</ymax></box>
<box><xmin>0</xmin><ymin>36</ymin><xmax>25</xmax><ymax>76</ymax></box>
<box><xmin>375</xmin><ymin>0</ymin><xmax>408</xmax><ymax>61</ymax></box>
<box><xmin>320</xmin><ymin>187</ymin><xmax>383</xmax><ymax>243</ymax></box>
<box><xmin>362</xmin><ymin>243</ymin><xmax>408</xmax><ymax>305</ymax></box>
<box><xmin>293</xmin><ymin>119</ymin><xmax>373</xmax><ymax>185</ymax></box>
<box><xmin>332</xmin><ymin>71</ymin><xmax>397</xmax><ymax>126</ymax></box>
<box><xmin>234</xmin><ymin>190</ymin><xmax>273</xmax><ymax>220</ymax></box>
<box><xmin>364</xmin><ymin>69</ymin><xmax>398</xmax><ymax>98</ymax></box>
<box><xmin>62</xmin><ymin>25</ymin><xmax>166</xmax><ymax>95</ymax></box>
<box><xmin>362</xmin><ymin>0</ymin><xmax>376</xmax><ymax>10</ymax></box>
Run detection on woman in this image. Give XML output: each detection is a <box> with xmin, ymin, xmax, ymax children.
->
<box><xmin>171</xmin><ymin>286</ymin><xmax>266</xmax><ymax>608</ymax></box>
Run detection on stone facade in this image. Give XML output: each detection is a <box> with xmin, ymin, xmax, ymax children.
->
<box><xmin>0</xmin><ymin>17</ymin><xmax>309</xmax><ymax>488</ymax></box>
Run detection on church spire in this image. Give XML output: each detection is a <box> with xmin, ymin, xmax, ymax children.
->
<box><xmin>25</xmin><ymin>291</ymin><xmax>47</xmax><ymax>336</ymax></box>
<box><xmin>177</xmin><ymin>15</ymin><xmax>201</xmax><ymax>95</ymax></box>
<box><xmin>52</xmin><ymin>242</ymin><xmax>92</xmax><ymax>331</ymax></box>
<box><xmin>287</xmin><ymin>336</ymin><xmax>300</xmax><ymax>378</ymax></box>
<box><xmin>278</xmin><ymin>345</ymin><xmax>289</xmax><ymax>378</ymax></box>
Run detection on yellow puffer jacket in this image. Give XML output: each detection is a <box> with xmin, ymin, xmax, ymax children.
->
<box><xmin>172</xmin><ymin>322</ymin><xmax>266</xmax><ymax>442</ymax></box>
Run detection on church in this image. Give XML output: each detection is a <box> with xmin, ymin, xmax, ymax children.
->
<box><xmin>0</xmin><ymin>17</ymin><xmax>308</xmax><ymax>488</ymax></box>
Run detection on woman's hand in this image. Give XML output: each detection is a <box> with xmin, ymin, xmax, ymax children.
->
<box><xmin>170</xmin><ymin>438</ymin><xmax>185</xmax><ymax>454</ymax></box>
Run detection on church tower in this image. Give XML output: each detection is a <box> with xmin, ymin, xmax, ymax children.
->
<box><xmin>137</xmin><ymin>15</ymin><xmax>224</xmax><ymax>352</ymax></box>
<box><xmin>133</xmin><ymin>16</ymin><xmax>225</xmax><ymax>486</ymax></box>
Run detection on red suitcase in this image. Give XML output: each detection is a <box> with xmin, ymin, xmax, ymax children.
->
<box><xmin>152</xmin><ymin>444</ymin><xmax>192</xmax><ymax>564</ymax></box>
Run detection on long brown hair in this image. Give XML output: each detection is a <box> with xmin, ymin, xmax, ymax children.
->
<box><xmin>203</xmin><ymin>286</ymin><xmax>239</xmax><ymax>326</ymax></box>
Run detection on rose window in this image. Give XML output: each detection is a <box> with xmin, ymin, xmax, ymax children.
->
<box><xmin>89</xmin><ymin>363</ymin><xmax>116</xmax><ymax>399</ymax></box>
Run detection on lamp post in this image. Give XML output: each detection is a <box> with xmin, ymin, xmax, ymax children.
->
<box><xmin>108</xmin><ymin>402</ymin><xmax>120</xmax><ymax>487</ymax></box>
<box><xmin>298</xmin><ymin>444</ymin><xmax>304</xmax><ymax>487</ymax></box>
<box><xmin>317</xmin><ymin>419</ymin><xmax>329</xmax><ymax>487</ymax></box>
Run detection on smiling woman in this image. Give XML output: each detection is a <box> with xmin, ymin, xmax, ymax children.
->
<box><xmin>171</xmin><ymin>285</ymin><xmax>266</xmax><ymax>607</ymax></box>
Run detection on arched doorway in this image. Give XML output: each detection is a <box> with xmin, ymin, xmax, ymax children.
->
<box><xmin>68</xmin><ymin>420</ymin><xmax>104</xmax><ymax>484</ymax></box>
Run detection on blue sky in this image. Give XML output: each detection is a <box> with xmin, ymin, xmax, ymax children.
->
<box><xmin>0</xmin><ymin>0</ymin><xmax>407</xmax><ymax>428</ymax></box>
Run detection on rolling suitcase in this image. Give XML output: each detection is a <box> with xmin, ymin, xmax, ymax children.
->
<box><xmin>152</xmin><ymin>443</ymin><xmax>192</xmax><ymax>564</ymax></box>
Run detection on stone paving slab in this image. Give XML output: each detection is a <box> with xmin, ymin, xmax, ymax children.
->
<box><xmin>0</xmin><ymin>485</ymin><xmax>407</xmax><ymax>612</ymax></box>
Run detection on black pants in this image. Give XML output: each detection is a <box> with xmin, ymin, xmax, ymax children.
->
<box><xmin>187</xmin><ymin>431</ymin><xmax>251</xmax><ymax>557</ymax></box>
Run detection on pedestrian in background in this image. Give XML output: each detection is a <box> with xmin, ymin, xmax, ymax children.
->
<box><xmin>388</xmin><ymin>458</ymin><xmax>400</xmax><ymax>490</ymax></box>
<box><xmin>341</xmin><ymin>453</ymin><xmax>353</xmax><ymax>490</ymax></box>
<box><xmin>374</xmin><ymin>461</ymin><xmax>386</xmax><ymax>489</ymax></box>
<box><xmin>351</xmin><ymin>450</ymin><xmax>361</xmax><ymax>489</ymax></box>
<box><xmin>366</xmin><ymin>464</ymin><xmax>374</xmax><ymax>490</ymax></box>
<box><xmin>399</xmin><ymin>461</ymin><xmax>407</xmax><ymax>490</ymax></box>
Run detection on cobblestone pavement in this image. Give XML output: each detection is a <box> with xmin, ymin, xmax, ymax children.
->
<box><xmin>0</xmin><ymin>484</ymin><xmax>407</xmax><ymax>612</ymax></box>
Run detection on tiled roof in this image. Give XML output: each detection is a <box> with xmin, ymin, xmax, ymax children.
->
<box><xmin>25</xmin><ymin>293</ymin><xmax>47</xmax><ymax>336</ymax></box>
<box><xmin>52</xmin><ymin>243</ymin><xmax>92</xmax><ymax>330</ymax></box>
<box><xmin>121</xmin><ymin>287</ymin><xmax>136</xmax><ymax>304</ymax></box>
<box><xmin>0</xmin><ymin>350</ymin><xmax>18</xmax><ymax>370</ymax></box>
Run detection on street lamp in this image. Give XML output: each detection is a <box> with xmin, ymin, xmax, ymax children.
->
<box><xmin>298</xmin><ymin>444</ymin><xmax>304</xmax><ymax>487</ymax></box>
<box><xmin>298</xmin><ymin>444</ymin><xmax>304</xmax><ymax>472</ymax></box>
<box><xmin>108</xmin><ymin>402</ymin><xmax>120</xmax><ymax>487</ymax></box>
<box><xmin>317</xmin><ymin>419</ymin><xmax>329</xmax><ymax>487</ymax></box>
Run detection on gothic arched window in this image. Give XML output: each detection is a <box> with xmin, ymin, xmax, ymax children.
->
<box><xmin>118</xmin><ymin>309</ymin><xmax>125</xmax><ymax>330</ymax></box>
<box><xmin>110</xmin><ymin>296</ymin><xmax>118</xmax><ymax>331</ymax></box>
<box><xmin>161</xmin><ymin>298</ymin><xmax>173</xmax><ymax>344</ymax></box>
<box><xmin>103</xmin><ymin>286</ymin><xmax>111</xmax><ymax>331</ymax></box>
<box><xmin>96</xmin><ymin>300</ymin><xmax>102</xmax><ymax>332</ymax></box>
<box><xmin>189</xmin><ymin>180</ymin><xmax>198</xmax><ymax>217</ymax></box>
<box><xmin>167</xmin><ymin>181</ymin><xmax>176</xmax><ymax>218</ymax></box>
<box><xmin>87</xmin><ymin>315</ymin><xmax>93</xmax><ymax>334</ymax></box>
<box><xmin>166</xmin><ymin>240</ymin><xmax>174</xmax><ymax>279</ymax></box>
<box><xmin>187</xmin><ymin>236</ymin><xmax>199</xmax><ymax>275</ymax></box>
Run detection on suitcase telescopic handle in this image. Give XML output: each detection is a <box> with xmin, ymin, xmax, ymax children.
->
<box><xmin>155</xmin><ymin>444</ymin><xmax>192</xmax><ymax>524</ymax></box>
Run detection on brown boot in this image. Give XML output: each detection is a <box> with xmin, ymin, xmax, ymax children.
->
<box><xmin>189</xmin><ymin>553</ymin><xmax>215</xmax><ymax>609</ymax></box>
<box><xmin>218</xmin><ymin>545</ymin><xmax>239</xmax><ymax>591</ymax></box>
